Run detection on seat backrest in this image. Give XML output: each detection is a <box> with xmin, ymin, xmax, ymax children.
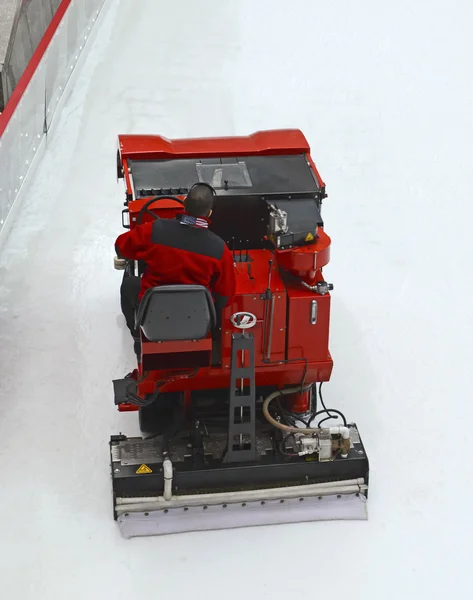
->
<box><xmin>135</xmin><ymin>285</ymin><xmax>216</xmax><ymax>342</ymax></box>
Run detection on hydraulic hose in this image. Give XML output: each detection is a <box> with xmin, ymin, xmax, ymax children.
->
<box><xmin>262</xmin><ymin>386</ymin><xmax>350</xmax><ymax>439</ymax></box>
<box><xmin>262</xmin><ymin>386</ymin><xmax>318</xmax><ymax>433</ymax></box>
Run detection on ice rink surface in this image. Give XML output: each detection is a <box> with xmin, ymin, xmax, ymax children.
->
<box><xmin>1</xmin><ymin>0</ymin><xmax>473</xmax><ymax>597</ymax></box>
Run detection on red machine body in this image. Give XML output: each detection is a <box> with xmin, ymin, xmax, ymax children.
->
<box><xmin>116</xmin><ymin>129</ymin><xmax>333</xmax><ymax>411</ymax></box>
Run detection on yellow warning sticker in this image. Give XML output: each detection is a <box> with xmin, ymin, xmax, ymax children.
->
<box><xmin>305</xmin><ymin>232</ymin><xmax>315</xmax><ymax>242</ymax></box>
<box><xmin>136</xmin><ymin>464</ymin><xmax>152</xmax><ymax>474</ymax></box>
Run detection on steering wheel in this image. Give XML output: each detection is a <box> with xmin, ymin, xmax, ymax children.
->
<box><xmin>230</xmin><ymin>312</ymin><xmax>257</xmax><ymax>329</ymax></box>
<box><xmin>137</xmin><ymin>196</ymin><xmax>185</xmax><ymax>225</ymax></box>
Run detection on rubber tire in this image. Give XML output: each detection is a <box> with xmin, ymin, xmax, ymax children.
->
<box><xmin>138</xmin><ymin>392</ymin><xmax>181</xmax><ymax>434</ymax></box>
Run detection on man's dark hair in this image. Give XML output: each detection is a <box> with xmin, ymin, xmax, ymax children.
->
<box><xmin>184</xmin><ymin>183</ymin><xmax>216</xmax><ymax>217</ymax></box>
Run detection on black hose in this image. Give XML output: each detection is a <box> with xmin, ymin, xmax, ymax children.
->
<box><xmin>125</xmin><ymin>369</ymin><xmax>199</xmax><ymax>407</ymax></box>
<box><xmin>316</xmin><ymin>383</ymin><xmax>347</xmax><ymax>426</ymax></box>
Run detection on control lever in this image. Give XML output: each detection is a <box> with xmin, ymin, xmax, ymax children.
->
<box><xmin>266</xmin><ymin>259</ymin><xmax>273</xmax><ymax>293</ymax></box>
<box><xmin>261</xmin><ymin>259</ymin><xmax>275</xmax><ymax>361</ymax></box>
<box><xmin>247</xmin><ymin>262</ymin><xmax>254</xmax><ymax>280</ymax></box>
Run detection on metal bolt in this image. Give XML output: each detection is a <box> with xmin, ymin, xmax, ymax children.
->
<box><xmin>280</xmin><ymin>499</ymin><xmax>284</xmax><ymax>503</ymax></box>
<box><xmin>203</xmin><ymin>505</ymin><xmax>208</xmax><ymax>510</ymax></box>
<box><xmin>164</xmin><ymin>509</ymin><xmax>168</xmax><ymax>514</ymax></box>
<box><xmin>242</xmin><ymin>503</ymin><xmax>246</xmax><ymax>507</ymax></box>
<box><xmin>114</xmin><ymin>468</ymin><xmax>120</xmax><ymax>473</ymax></box>
<box><xmin>280</xmin><ymin>328</ymin><xmax>284</xmax><ymax>331</ymax></box>
<box><xmin>299</xmin><ymin>498</ymin><xmax>304</xmax><ymax>502</ymax></box>
<box><xmin>124</xmin><ymin>513</ymin><xmax>129</xmax><ymax>517</ymax></box>
<box><xmin>337</xmin><ymin>495</ymin><xmax>342</xmax><ymax>499</ymax></box>
<box><xmin>261</xmin><ymin>501</ymin><xmax>265</xmax><ymax>505</ymax></box>
<box><xmin>358</xmin><ymin>450</ymin><xmax>364</xmax><ymax>455</ymax></box>
<box><xmin>183</xmin><ymin>507</ymin><xmax>188</xmax><ymax>511</ymax></box>
<box><xmin>144</xmin><ymin>512</ymin><xmax>149</xmax><ymax>516</ymax></box>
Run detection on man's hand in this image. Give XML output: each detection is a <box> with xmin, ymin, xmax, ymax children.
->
<box><xmin>114</xmin><ymin>256</ymin><xmax>127</xmax><ymax>270</ymax></box>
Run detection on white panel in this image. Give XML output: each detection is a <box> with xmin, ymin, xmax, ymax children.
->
<box><xmin>18</xmin><ymin>61</ymin><xmax>46</xmax><ymax>183</ymax></box>
<box><xmin>0</xmin><ymin>114</ymin><xmax>21</xmax><ymax>228</ymax></box>
<box><xmin>45</xmin><ymin>20</ymin><xmax>68</xmax><ymax>123</ymax></box>
<box><xmin>0</xmin><ymin>0</ymin><xmax>107</xmax><ymax>238</ymax></box>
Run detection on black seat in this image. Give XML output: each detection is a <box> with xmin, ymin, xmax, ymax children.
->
<box><xmin>135</xmin><ymin>285</ymin><xmax>217</xmax><ymax>342</ymax></box>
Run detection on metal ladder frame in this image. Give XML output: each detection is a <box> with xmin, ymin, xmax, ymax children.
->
<box><xmin>223</xmin><ymin>332</ymin><xmax>259</xmax><ymax>463</ymax></box>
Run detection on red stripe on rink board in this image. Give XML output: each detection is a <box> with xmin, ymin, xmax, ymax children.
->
<box><xmin>0</xmin><ymin>0</ymin><xmax>73</xmax><ymax>138</ymax></box>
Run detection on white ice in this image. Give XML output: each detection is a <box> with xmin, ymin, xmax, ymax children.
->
<box><xmin>1</xmin><ymin>0</ymin><xmax>473</xmax><ymax>598</ymax></box>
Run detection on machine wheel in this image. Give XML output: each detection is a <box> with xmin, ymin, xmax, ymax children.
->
<box><xmin>138</xmin><ymin>392</ymin><xmax>181</xmax><ymax>434</ymax></box>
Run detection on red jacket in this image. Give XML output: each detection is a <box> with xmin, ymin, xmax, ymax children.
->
<box><xmin>115</xmin><ymin>215</ymin><xmax>236</xmax><ymax>303</ymax></box>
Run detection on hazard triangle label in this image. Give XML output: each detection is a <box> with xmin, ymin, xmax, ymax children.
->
<box><xmin>305</xmin><ymin>232</ymin><xmax>314</xmax><ymax>242</ymax></box>
<box><xmin>136</xmin><ymin>464</ymin><xmax>152</xmax><ymax>474</ymax></box>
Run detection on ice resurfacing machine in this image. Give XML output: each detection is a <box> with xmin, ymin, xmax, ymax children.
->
<box><xmin>110</xmin><ymin>129</ymin><xmax>369</xmax><ymax>538</ymax></box>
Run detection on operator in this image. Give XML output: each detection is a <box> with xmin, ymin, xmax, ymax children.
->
<box><xmin>114</xmin><ymin>183</ymin><xmax>236</xmax><ymax>359</ymax></box>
